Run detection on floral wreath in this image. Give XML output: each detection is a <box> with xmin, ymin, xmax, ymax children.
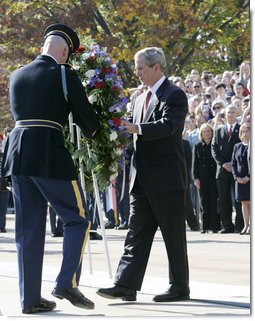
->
<box><xmin>66</xmin><ymin>40</ymin><xmax>131</xmax><ymax>192</ymax></box>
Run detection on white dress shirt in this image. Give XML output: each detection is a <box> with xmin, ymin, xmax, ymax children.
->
<box><xmin>138</xmin><ymin>75</ymin><xmax>166</xmax><ymax>135</ymax></box>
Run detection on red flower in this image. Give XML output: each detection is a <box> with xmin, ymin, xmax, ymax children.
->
<box><xmin>102</xmin><ymin>67</ymin><xmax>111</xmax><ymax>74</ymax></box>
<box><xmin>90</xmin><ymin>55</ymin><xmax>96</xmax><ymax>62</ymax></box>
<box><xmin>112</xmin><ymin>117</ymin><xmax>121</xmax><ymax>127</ymax></box>
<box><xmin>112</xmin><ymin>86</ymin><xmax>122</xmax><ymax>94</ymax></box>
<box><xmin>77</xmin><ymin>45</ymin><xmax>86</xmax><ymax>53</ymax></box>
<box><xmin>95</xmin><ymin>81</ymin><xmax>105</xmax><ymax>89</ymax></box>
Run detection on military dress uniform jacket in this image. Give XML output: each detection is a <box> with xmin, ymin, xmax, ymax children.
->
<box><xmin>2</xmin><ymin>55</ymin><xmax>99</xmax><ymax>180</ymax></box>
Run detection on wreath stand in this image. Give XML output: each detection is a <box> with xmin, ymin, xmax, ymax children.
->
<box><xmin>69</xmin><ymin>114</ymin><xmax>113</xmax><ymax>279</ymax></box>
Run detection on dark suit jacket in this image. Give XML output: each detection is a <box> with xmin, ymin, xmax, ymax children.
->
<box><xmin>182</xmin><ymin>139</ymin><xmax>192</xmax><ymax>184</ymax></box>
<box><xmin>193</xmin><ymin>141</ymin><xmax>216</xmax><ymax>179</ymax></box>
<box><xmin>2</xmin><ymin>55</ymin><xmax>99</xmax><ymax>180</ymax></box>
<box><xmin>232</xmin><ymin>142</ymin><xmax>250</xmax><ymax>179</ymax></box>
<box><xmin>211</xmin><ymin>123</ymin><xmax>240</xmax><ymax>179</ymax></box>
<box><xmin>129</xmin><ymin>77</ymin><xmax>188</xmax><ymax>193</ymax></box>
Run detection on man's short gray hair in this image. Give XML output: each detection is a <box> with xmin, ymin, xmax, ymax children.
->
<box><xmin>135</xmin><ymin>47</ymin><xmax>166</xmax><ymax>71</ymax></box>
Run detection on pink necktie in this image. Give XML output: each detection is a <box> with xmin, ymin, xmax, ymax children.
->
<box><xmin>143</xmin><ymin>91</ymin><xmax>152</xmax><ymax>119</ymax></box>
<box><xmin>228</xmin><ymin>125</ymin><xmax>232</xmax><ymax>138</ymax></box>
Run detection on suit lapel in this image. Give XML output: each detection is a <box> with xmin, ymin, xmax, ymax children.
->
<box><xmin>223</xmin><ymin>125</ymin><xmax>229</xmax><ymax>139</ymax></box>
<box><xmin>143</xmin><ymin>94</ymin><xmax>159</xmax><ymax>122</ymax></box>
<box><xmin>142</xmin><ymin>78</ymin><xmax>168</xmax><ymax>122</ymax></box>
<box><xmin>232</xmin><ymin>124</ymin><xmax>240</xmax><ymax>138</ymax></box>
<box><xmin>156</xmin><ymin>78</ymin><xmax>169</xmax><ymax>99</ymax></box>
<box><xmin>133</xmin><ymin>78</ymin><xmax>169</xmax><ymax>124</ymax></box>
<box><xmin>225</xmin><ymin>123</ymin><xmax>239</xmax><ymax>141</ymax></box>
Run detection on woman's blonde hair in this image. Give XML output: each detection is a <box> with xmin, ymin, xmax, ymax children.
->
<box><xmin>198</xmin><ymin>123</ymin><xmax>214</xmax><ymax>141</ymax></box>
<box><xmin>239</xmin><ymin>123</ymin><xmax>250</xmax><ymax>141</ymax></box>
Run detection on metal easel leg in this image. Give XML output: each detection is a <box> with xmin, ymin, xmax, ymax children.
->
<box><xmin>74</xmin><ymin>123</ymin><xmax>112</xmax><ymax>278</ymax></box>
<box><xmin>86</xmin><ymin>142</ymin><xmax>113</xmax><ymax>279</ymax></box>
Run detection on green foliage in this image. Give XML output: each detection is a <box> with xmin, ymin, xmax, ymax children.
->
<box><xmin>66</xmin><ymin>40</ymin><xmax>131</xmax><ymax>192</ymax></box>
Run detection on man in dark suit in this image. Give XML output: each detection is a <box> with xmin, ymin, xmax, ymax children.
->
<box><xmin>97</xmin><ymin>47</ymin><xmax>189</xmax><ymax>302</ymax></box>
<box><xmin>182</xmin><ymin>139</ymin><xmax>200</xmax><ymax>231</ymax></box>
<box><xmin>2</xmin><ymin>24</ymin><xmax>99</xmax><ymax>314</ymax></box>
<box><xmin>211</xmin><ymin>105</ymin><xmax>243</xmax><ymax>233</ymax></box>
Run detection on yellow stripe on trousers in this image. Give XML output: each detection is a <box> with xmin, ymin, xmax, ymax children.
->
<box><xmin>71</xmin><ymin>180</ymin><xmax>91</xmax><ymax>288</ymax></box>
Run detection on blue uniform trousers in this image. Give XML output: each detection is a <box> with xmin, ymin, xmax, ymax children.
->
<box><xmin>12</xmin><ymin>175</ymin><xmax>91</xmax><ymax>309</ymax></box>
<box><xmin>49</xmin><ymin>206</ymin><xmax>63</xmax><ymax>235</ymax></box>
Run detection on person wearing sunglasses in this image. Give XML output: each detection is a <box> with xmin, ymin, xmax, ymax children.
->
<box><xmin>192</xmin><ymin>81</ymin><xmax>202</xmax><ymax>94</ymax></box>
<box><xmin>207</xmin><ymin>100</ymin><xmax>225</xmax><ymax>129</ymax></box>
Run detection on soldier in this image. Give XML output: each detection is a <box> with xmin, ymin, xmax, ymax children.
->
<box><xmin>1</xmin><ymin>23</ymin><xmax>99</xmax><ymax>314</ymax></box>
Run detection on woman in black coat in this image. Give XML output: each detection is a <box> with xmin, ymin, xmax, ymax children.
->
<box><xmin>193</xmin><ymin>123</ymin><xmax>219</xmax><ymax>233</ymax></box>
<box><xmin>232</xmin><ymin>123</ymin><xmax>250</xmax><ymax>234</ymax></box>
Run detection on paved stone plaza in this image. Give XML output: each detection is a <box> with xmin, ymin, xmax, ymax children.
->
<box><xmin>0</xmin><ymin>214</ymin><xmax>251</xmax><ymax>318</ymax></box>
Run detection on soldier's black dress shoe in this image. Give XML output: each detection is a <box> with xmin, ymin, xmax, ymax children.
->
<box><xmin>97</xmin><ymin>285</ymin><xmax>137</xmax><ymax>301</ymax></box>
<box><xmin>52</xmin><ymin>287</ymin><xmax>94</xmax><ymax>309</ymax></box>
<box><xmin>0</xmin><ymin>228</ymin><xmax>7</xmax><ymax>233</ymax></box>
<box><xmin>153</xmin><ymin>286</ymin><xmax>190</xmax><ymax>302</ymax></box>
<box><xmin>104</xmin><ymin>222</ymin><xmax>115</xmax><ymax>229</ymax></box>
<box><xmin>22</xmin><ymin>297</ymin><xmax>56</xmax><ymax>314</ymax></box>
<box><xmin>90</xmin><ymin>232</ymin><xmax>103</xmax><ymax>240</ymax></box>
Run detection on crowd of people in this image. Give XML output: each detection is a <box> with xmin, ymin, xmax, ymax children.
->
<box><xmin>177</xmin><ymin>63</ymin><xmax>251</xmax><ymax>235</ymax></box>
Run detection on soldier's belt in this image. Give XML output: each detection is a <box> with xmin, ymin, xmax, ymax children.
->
<box><xmin>15</xmin><ymin>119</ymin><xmax>63</xmax><ymax>132</ymax></box>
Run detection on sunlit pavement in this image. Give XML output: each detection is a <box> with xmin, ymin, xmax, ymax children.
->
<box><xmin>0</xmin><ymin>214</ymin><xmax>250</xmax><ymax>319</ymax></box>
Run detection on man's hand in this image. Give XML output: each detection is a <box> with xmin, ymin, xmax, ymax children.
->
<box><xmin>237</xmin><ymin>177</ymin><xmax>244</xmax><ymax>184</ymax></box>
<box><xmin>242</xmin><ymin>176</ymin><xmax>250</xmax><ymax>184</ymax></box>
<box><xmin>223</xmin><ymin>162</ymin><xmax>232</xmax><ymax>172</ymax></box>
<box><xmin>194</xmin><ymin>179</ymin><xmax>200</xmax><ymax>189</ymax></box>
<box><xmin>122</xmin><ymin>120</ymin><xmax>139</xmax><ymax>134</ymax></box>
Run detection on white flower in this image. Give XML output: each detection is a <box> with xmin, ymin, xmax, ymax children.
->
<box><xmin>82</xmin><ymin>52</ymin><xmax>90</xmax><ymax>60</ymax></box>
<box><xmin>85</xmin><ymin>69</ymin><xmax>96</xmax><ymax>78</ymax></box>
<box><xmin>109</xmin><ymin>131</ymin><xmax>118</xmax><ymax>141</ymax></box>
<box><xmin>115</xmin><ymin>107</ymin><xmax>121</xmax><ymax>113</ymax></box>
<box><xmin>73</xmin><ymin>64</ymin><xmax>80</xmax><ymax>71</ymax></box>
<box><xmin>116</xmin><ymin>148</ymin><xmax>122</xmax><ymax>156</ymax></box>
<box><xmin>88</xmin><ymin>94</ymin><xmax>98</xmax><ymax>104</ymax></box>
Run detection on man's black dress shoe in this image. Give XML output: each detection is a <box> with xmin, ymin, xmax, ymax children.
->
<box><xmin>52</xmin><ymin>287</ymin><xmax>94</xmax><ymax>309</ymax></box>
<box><xmin>0</xmin><ymin>228</ymin><xmax>7</xmax><ymax>233</ymax></box>
<box><xmin>22</xmin><ymin>297</ymin><xmax>56</xmax><ymax>314</ymax></box>
<box><xmin>51</xmin><ymin>232</ymin><xmax>63</xmax><ymax>237</ymax></box>
<box><xmin>97</xmin><ymin>285</ymin><xmax>136</xmax><ymax>301</ymax></box>
<box><xmin>90</xmin><ymin>232</ymin><xmax>103</xmax><ymax>240</ymax></box>
<box><xmin>116</xmin><ymin>223</ymin><xmax>128</xmax><ymax>230</ymax></box>
<box><xmin>153</xmin><ymin>286</ymin><xmax>190</xmax><ymax>302</ymax></box>
<box><xmin>220</xmin><ymin>228</ymin><xmax>234</xmax><ymax>234</ymax></box>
